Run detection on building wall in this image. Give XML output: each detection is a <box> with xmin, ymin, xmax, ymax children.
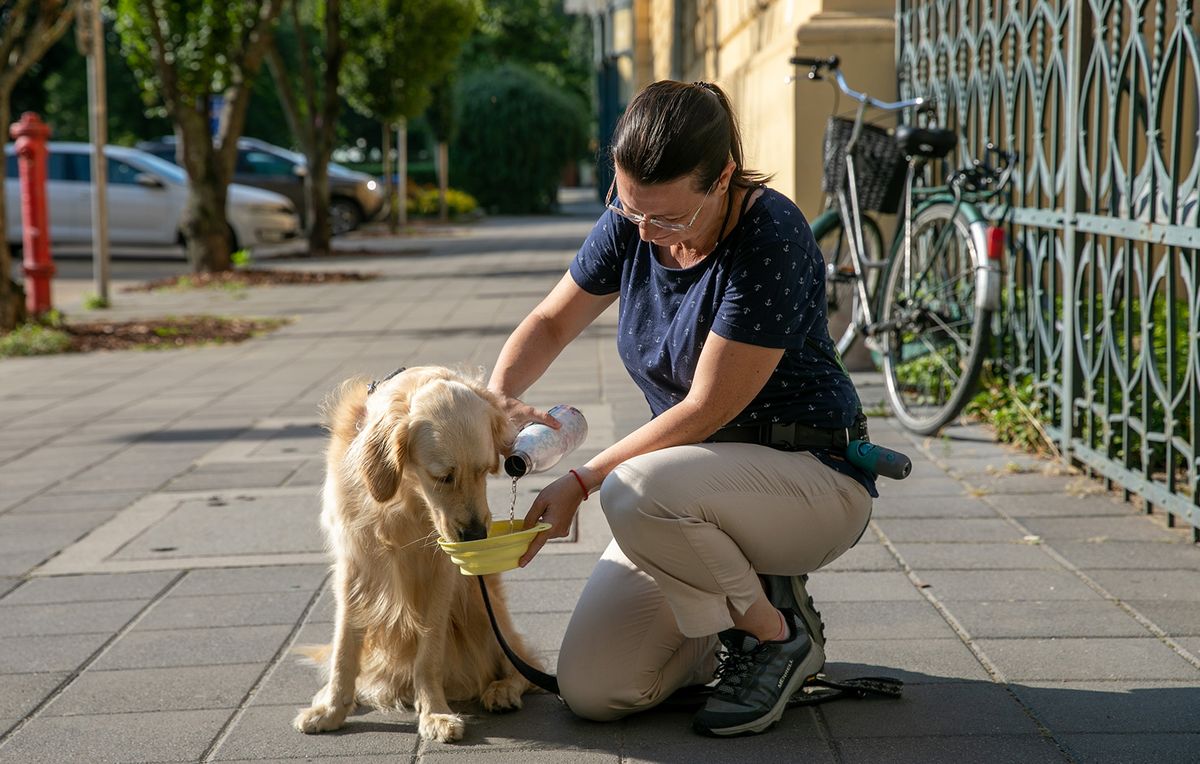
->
<box><xmin>628</xmin><ymin>0</ymin><xmax>896</xmax><ymax>219</ymax></box>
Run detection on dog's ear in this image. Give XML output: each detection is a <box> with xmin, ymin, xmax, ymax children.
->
<box><xmin>360</xmin><ymin>414</ymin><xmax>409</xmax><ymax>503</ymax></box>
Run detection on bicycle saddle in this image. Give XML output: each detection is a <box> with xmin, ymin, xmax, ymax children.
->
<box><xmin>894</xmin><ymin>125</ymin><xmax>957</xmax><ymax>159</ymax></box>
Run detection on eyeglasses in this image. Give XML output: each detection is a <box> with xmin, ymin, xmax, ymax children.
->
<box><xmin>605</xmin><ymin>178</ymin><xmax>714</xmax><ymax>232</ymax></box>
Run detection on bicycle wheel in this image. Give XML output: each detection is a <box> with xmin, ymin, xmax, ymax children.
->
<box><xmin>814</xmin><ymin>213</ymin><xmax>884</xmax><ymax>357</ymax></box>
<box><xmin>879</xmin><ymin>202</ymin><xmax>991</xmax><ymax>435</ymax></box>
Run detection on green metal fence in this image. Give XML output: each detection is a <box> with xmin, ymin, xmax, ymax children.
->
<box><xmin>896</xmin><ymin>0</ymin><xmax>1200</xmax><ymax>538</ymax></box>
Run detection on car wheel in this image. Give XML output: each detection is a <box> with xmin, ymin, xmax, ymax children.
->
<box><xmin>330</xmin><ymin>199</ymin><xmax>362</xmax><ymax>236</ymax></box>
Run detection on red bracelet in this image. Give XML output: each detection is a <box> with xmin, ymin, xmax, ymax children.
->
<box><xmin>568</xmin><ymin>469</ymin><xmax>590</xmax><ymax>500</ymax></box>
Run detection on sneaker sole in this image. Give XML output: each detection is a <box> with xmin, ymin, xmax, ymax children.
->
<box><xmin>693</xmin><ymin>641</ymin><xmax>827</xmax><ymax>737</ymax></box>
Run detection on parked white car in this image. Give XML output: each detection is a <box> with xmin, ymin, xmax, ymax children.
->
<box><xmin>4</xmin><ymin>142</ymin><xmax>300</xmax><ymax>251</ymax></box>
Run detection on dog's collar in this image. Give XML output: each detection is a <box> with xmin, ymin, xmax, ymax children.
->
<box><xmin>367</xmin><ymin>366</ymin><xmax>407</xmax><ymax>396</ymax></box>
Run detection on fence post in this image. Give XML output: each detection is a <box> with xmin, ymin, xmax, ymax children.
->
<box><xmin>1058</xmin><ymin>1</ymin><xmax>1083</xmax><ymax>463</ymax></box>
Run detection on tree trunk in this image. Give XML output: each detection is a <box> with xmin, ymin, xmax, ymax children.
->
<box><xmin>306</xmin><ymin>160</ymin><xmax>333</xmax><ymax>257</ymax></box>
<box><xmin>396</xmin><ymin>119</ymin><xmax>407</xmax><ymax>230</ymax></box>
<box><xmin>178</xmin><ymin>112</ymin><xmax>231</xmax><ymax>272</ymax></box>
<box><xmin>0</xmin><ymin>94</ymin><xmax>26</xmax><ymax>332</ymax></box>
<box><xmin>437</xmin><ymin>141</ymin><xmax>449</xmax><ymax>222</ymax></box>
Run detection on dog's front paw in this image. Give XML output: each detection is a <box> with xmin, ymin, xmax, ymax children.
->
<box><xmin>418</xmin><ymin>712</ymin><xmax>465</xmax><ymax>742</ymax></box>
<box><xmin>481</xmin><ymin>678</ymin><xmax>526</xmax><ymax>712</ymax></box>
<box><xmin>293</xmin><ymin>702</ymin><xmax>349</xmax><ymax>734</ymax></box>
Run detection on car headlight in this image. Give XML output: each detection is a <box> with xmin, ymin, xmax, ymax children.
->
<box><xmin>366</xmin><ymin>180</ymin><xmax>378</xmax><ymax>191</ymax></box>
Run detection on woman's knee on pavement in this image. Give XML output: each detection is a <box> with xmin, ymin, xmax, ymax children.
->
<box><xmin>558</xmin><ymin>659</ymin><xmax>654</xmax><ymax>722</ymax></box>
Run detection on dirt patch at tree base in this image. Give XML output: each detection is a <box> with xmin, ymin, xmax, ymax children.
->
<box><xmin>124</xmin><ymin>268</ymin><xmax>378</xmax><ymax>292</ymax></box>
<box><xmin>67</xmin><ymin>316</ymin><xmax>290</xmax><ymax>352</ymax></box>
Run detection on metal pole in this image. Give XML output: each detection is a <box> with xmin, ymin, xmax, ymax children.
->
<box><xmin>81</xmin><ymin>0</ymin><xmax>110</xmax><ymax>305</ymax></box>
<box><xmin>397</xmin><ymin>118</ymin><xmax>408</xmax><ymax>229</ymax></box>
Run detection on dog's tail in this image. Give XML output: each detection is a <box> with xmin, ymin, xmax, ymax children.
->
<box><xmin>292</xmin><ymin>643</ymin><xmax>332</xmax><ymax>668</ymax></box>
<box><xmin>321</xmin><ymin>378</ymin><xmax>371</xmax><ymax>443</ymax></box>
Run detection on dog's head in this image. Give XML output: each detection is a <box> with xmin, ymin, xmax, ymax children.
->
<box><xmin>352</xmin><ymin>367</ymin><xmax>514</xmax><ymax>543</ymax></box>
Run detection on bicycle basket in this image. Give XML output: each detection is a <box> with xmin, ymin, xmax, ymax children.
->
<box><xmin>822</xmin><ymin>116</ymin><xmax>907</xmax><ymax>214</ymax></box>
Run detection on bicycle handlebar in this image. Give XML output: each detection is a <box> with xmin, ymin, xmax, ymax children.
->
<box><xmin>789</xmin><ymin>55</ymin><xmax>929</xmax><ymax>112</ymax></box>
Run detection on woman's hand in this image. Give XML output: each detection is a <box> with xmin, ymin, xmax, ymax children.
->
<box><xmin>518</xmin><ymin>470</ymin><xmax>591</xmax><ymax>567</ymax></box>
<box><xmin>492</xmin><ymin>394</ymin><xmax>560</xmax><ymax>433</ymax></box>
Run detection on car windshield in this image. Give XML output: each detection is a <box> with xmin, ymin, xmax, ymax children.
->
<box><xmin>125</xmin><ymin>151</ymin><xmax>188</xmax><ymax>184</ymax></box>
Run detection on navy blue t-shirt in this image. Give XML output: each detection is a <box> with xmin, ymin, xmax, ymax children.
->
<box><xmin>569</xmin><ymin>187</ymin><xmax>877</xmax><ymax>497</ymax></box>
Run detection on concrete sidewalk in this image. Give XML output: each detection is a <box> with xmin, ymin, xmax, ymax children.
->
<box><xmin>0</xmin><ymin>204</ymin><xmax>1197</xmax><ymax>763</ymax></box>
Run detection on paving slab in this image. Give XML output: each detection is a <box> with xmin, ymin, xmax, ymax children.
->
<box><xmin>835</xmin><ymin>735</ymin><xmax>1067</xmax><ymax>764</ymax></box>
<box><xmin>1051</xmin><ymin>540</ymin><xmax>1200</xmax><ymax>570</ymax></box>
<box><xmin>0</xmin><ymin>571</ymin><xmax>176</xmax><ymax>604</ymax></box>
<box><xmin>805</xmin><ymin>571</ymin><xmax>925</xmax><ymax>602</ymax></box>
<box><xmin>1018</xmin><ymin>516</ymin><xmax>1183</xmax><ymax>543</ymax></box>
<box><xmin>820</xmin><ymin>601</ymin><xmax>959</xmax><ymax>641</ymax></box>
<box><xmin>824</xmin><ymin>638</ymin><xmax>992</xmax><ymax>683</ymax></box>
<box><xmin>916</xmin><ymin>569</ymin><xmax>1101</xmax><ymax>601</ymax></box>
<box><xmin>947</xmin><ymin>600</ymin><xmax>1151</xmax><ymax>638</ymax></box>
<box><xmin>984</xmin><ymin>492</ymin><xmax>1132</xmax><ymax>518</ymax></box>
<box><xmin>4</xmin><ymin>490</ymin><xmax>143</xmax><ymax>515</ymax></box>
<box><xmin>209</xmin><ymin>703</ymin><xmax>417</xmax><ymax>760</ymax></box>
<box><xmin>1008</xmin><ymin>681</ymin><xmax>1200</xmax><ymax>733</ymax></box>
<box><xmin>892</xmin><ymin>541</ymin><xmax>1058</xmax><ymax>569</ymax></box>
<box><xmin>1061</xmin><ymin>732</ymin><xmax>1200</xmax><ymax>764</ymax></box>
<box><xmin>1084</xmin><ymin>569</ymin><xmax>1200</xmax><ymax>601</ymax></box>
<box><xmin>0</xmin><ymin>673</ymin><xmax>68</xmax><ymax>719</ymax></box>
<box><xmin>820</xmin><ymin>681</ymin><xmax>1041</xmax><ymax>738</ymax></box>
<box><xmin>91</xmin><ymin>623</ymin><xmax>294</xmax><ymax>670</ymax></box>
<box><xmin>0</xmin><ymin>632</ymin><xmax>111</xmax><ymax>674</ymax></box>
<box><xmin>0</xmin><ymin>708</ymin><xmax>229</xmax><ymax>763</ymax></box>
<box><xmin>621</xmin><ymin>705</ymin><xmax>831</xmax><ymax>762</ymax></box>
<box><xmin>137</xmin><ymin>591</ymin><xmax>315</xmax><ymax>631</ymax></box>
<box><xmin>44</xmin><ymin>663</ymin><xmax>263</xmax><ymax>716</ymax></box>
<box><xmin>165</xmin><ymin>461</ymin><xmax>307</xmax><ymax>491</ymax></box>
<box><xmin>873</xmin><ymin>494</ymin><xmax>999</xmax><ymax>518</ymax></box>
<box><xmin>1125</xmin><ymin>601</ymin><xmax>1200</xmax><ymax>635</ymax></box>
<box><xmin>0</xmin><ymin>598</ymin><xmax>146</xmax><ymax>637</ymax></box>
<box><xmin>975</xmin><ymin>638</ymin><xmax>1200</xmax><ymax>681</ymax></box>
<box><xmin>822</xmin><ymin>542</ymin><xmax>899</xmax><ymax>571</ymax></box>
<box><xmin>874</xmin><ymin>517</ymin><xmax>1025</xmax><ymax>543</ymax></box>
<box><xmin>172</xmin><ymin>566</ymin><xmax>329</xmax><ymax>597</ymax></box>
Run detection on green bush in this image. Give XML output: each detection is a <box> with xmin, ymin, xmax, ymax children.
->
<box><xmin>452</xmin><ymin>64</ymin><xmax>588</xmax><ymax>213</ymax></box>
<box><xmin>0</xmin><ymin>323</ymin><xmax>72</xmax><ymax>357</ymax></box>
<box><xmin>406</xmin><ymin>187</ymin><xmax>479</xmax><ymax>218</ymax></box>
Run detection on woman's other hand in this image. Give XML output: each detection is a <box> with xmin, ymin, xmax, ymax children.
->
<box><xmin>518</xmin><ymin>470</ymin><xmax>591</xmax><ymax>566</ymax></box>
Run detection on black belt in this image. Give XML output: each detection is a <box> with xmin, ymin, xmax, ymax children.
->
<box><xmin>706</xmin><ymin>418</ymin><xmax>867</xmax><ymax>451</ymax></box>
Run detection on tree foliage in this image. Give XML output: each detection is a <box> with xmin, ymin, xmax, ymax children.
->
<box><xmin>113</xmin><ymin>0</ymin><xmax>285</xmax><ymax>272</ymax></box>
<box><xmin>342</xmin><ymin>0</ymin><xmax>478</xmax><ymax>124</ymax></box>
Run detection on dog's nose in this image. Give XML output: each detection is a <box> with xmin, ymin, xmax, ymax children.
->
<box><xmin>459</xmin><ymin>520</ymin><xmax>489</xmax><ymax>542</ymax></box>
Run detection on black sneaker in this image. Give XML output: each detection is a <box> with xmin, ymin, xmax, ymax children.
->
<box><xmin>762</xmin><ymin>574</ymin><xmax>826</xmax><ymax>649</ymax></box>
<box><xmin>692</xmin><ymin>610</ymin><xmax>825</xmax><ymax>736</ymax></box>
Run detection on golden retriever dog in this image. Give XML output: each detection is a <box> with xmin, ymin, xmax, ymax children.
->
<box><xmin>293</xmin><ymin>366</ymin><xmax>541</xmax><ymax>743</ymax></box>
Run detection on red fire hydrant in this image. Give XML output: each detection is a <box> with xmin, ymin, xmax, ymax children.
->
<box><xmin>10</xmin><ymin>112</ymin><xmax>55</xmax><ymax>316</ymax></box>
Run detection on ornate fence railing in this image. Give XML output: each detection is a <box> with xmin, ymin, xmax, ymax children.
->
<box><xmin>896</xmin><ymin>0</ymin><xmax>1200</xmax><ymax>538</ymax></box>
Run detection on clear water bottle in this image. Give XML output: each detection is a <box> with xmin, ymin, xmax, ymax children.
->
<box><xmin>504</xmin><ymin>404</ymin><xmax>589</xmax><ymax>478</ymax></box>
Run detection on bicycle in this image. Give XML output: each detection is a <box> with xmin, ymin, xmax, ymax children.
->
<box><xmin>790</xmin><ymin>55</ymin><xmax>1016</xmax><ymax>435</ymax></box>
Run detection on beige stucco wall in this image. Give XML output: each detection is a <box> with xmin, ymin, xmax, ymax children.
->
<box><xmin>636</xmin><ymin>0</ymin><xmax>896</xmax><ymax>221</ymax></box>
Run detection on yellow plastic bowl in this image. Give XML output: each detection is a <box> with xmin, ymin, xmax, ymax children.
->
<box><xmin>437</xmin><ymin>519</ymin><xmax>553</xmax><ymax>576</ymax></box>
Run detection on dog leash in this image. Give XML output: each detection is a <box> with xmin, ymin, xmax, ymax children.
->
<box><xmin>477</xmin><ymin>576</ymin><xmax>560</xmax><ymax>694</ymax></box>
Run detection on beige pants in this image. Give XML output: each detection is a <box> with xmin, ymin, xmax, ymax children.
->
<box><xmin>557</xmin><ymin>444</ymin><xmax>872</xmax><ymax>721</ymax></box>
